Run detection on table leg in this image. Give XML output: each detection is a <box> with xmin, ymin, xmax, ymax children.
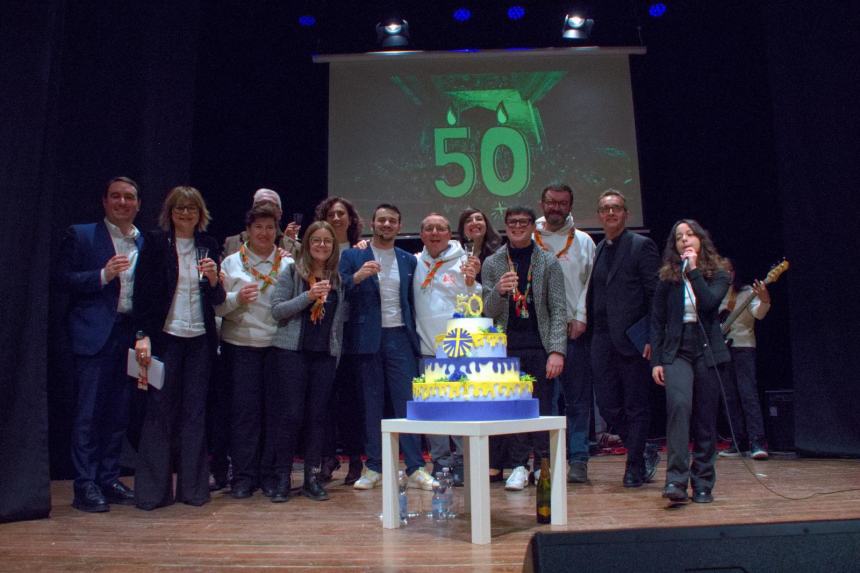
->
<box><xmin>548</xmin><ymin>428</ymin><xmax>568</xmax><ymax>525</ymax></box>
<box><xmin>382</xmin><ymin>430</ymin><xmax>400</xmax><ymax>529</ymax></box>
<box><xmin>468</xmin><ymin>435</ymin><xmax>491</xmax><ymax>544</ymax></box>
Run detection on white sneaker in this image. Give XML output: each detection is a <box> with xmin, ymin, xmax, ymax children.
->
<box><xmin>353</xmin><ymin>468</ymin><xmax>382</xmax><ymax>490</ymax></box>
<box><xmin>533</xmin><ymin>469</ymin><xmax>541</xmax><ymax>482</ymax></box>
<box><xmin>506</xmin><ymin>465</ymin><xmax>529</xmax><ymax>491</ymax></box>
<box><xmin>407</xmin><ymin>468</ymin><xmax>439</xmax><ymax>491</ymax></box>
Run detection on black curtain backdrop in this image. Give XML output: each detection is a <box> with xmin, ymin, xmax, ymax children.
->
<box><xmin>1</xmin><ymin>0</ymin><xmax>857</xmax><ymax>523</ymax></box>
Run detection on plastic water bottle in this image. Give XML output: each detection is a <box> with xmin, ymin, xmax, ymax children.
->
<box><xmin>431</xmin><ymin>472</ymin><xmax>446</xmax><ymax>522</ymax></box>
<box><xmin>398</xmin><ymin>469</ymin><xmax>409</xmax><ymax>524</ymax></box>
<box><xmin>441</xmin><ymin>467</ymin><xmax>455</xmax><ymax>519</ymax></box>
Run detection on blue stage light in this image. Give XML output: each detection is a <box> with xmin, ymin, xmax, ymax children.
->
<box><xmin>298</xmin><ymin>15</ymin><xmax>316</xmax><ymax>27</ymax></box>
<box><xmin>453</xmin><ymin>7</ymin><xmax>472</xmax><ymax>22</ymax></box>
<box><xmin>648</xmin><ymin>3</ymin><xmax>667</xmax><ymax>18</ymax></box>
<box><xmin>507</xmin><ymin>6</ymin><xmax>526</xmax><ymax>21</ymax></box>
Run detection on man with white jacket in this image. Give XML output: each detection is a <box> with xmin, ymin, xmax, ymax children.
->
<box><xmin>535</xmin><ymin>183</ymin><xmax>596</xmax><ymax>483</ymax></box>
<box><xmin>413</xmin><ymin>213</ymin><xmax>480</xmax><ymax>484</ymax></box>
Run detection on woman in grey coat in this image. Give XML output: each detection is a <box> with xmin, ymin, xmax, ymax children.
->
<box><xmin>270</xmin><ymin>221</ymin><xmax>346</xmax><ymax>502</ymax></box>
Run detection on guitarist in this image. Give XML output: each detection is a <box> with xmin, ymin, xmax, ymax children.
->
<box><xmin>718</xmin><ymin>259</ymin><xmax>772</xmax><ymax>460</ymax></box>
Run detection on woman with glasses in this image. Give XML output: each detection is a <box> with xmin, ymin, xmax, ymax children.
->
<box><xmin>269</xmin><ymin>221</ymin><xmax>347</xmax><ymax>501</ymax></box>
<box><xmin>133</xmin><ymin>186</ymin><xmax>225</xmax><ymax>510</ymax></box>
<box><xmin>651</xmin><ymin>219</ymin><xmax>730</xmax><ymax>504</ymax></box>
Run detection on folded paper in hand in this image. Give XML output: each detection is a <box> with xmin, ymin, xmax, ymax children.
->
<box><xmin>126</xmin><ymin>349</ymin><xmax>165</xmax><ymax>390</ymax></box>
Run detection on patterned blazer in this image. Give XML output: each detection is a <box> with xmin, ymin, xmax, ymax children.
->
<box><xmin>482</xmin><ymin>243</ymin><xmax>568</xmax><ymax>356</ymax></box>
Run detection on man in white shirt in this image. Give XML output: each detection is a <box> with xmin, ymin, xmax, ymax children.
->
<box><xmin>57</xmin><ymin>176</ymin><xmax>143</xmax><ymax>512</ymax></box>
<box><xmin>535</xmin><ymin>183</ymin><xmax>596</xmax><ymax>483</ymax></box>
<box><xmin>413</xmin><ymin>213</ymin><xmax>480</xmax><ymax>484</ymax></box>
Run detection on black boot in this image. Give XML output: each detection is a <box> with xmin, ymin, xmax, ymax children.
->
<box><xmin>302</xmin><ymin>466</ymin><xmax>330</xmax><ymax>501</ymax></box>
<box><xmin>318</xmin><ymin>456</ymin><xmax>341</xmax><ymax>483</ymax></box>
<box><xmin>344</xmin><ymin>457</ymin><xmax>363</xmax><ymax>486</ymax></box>
<box><xmin>271</xmin><ymin>474</ymin><xmax>291</xmax><ymax>503</ymax></box>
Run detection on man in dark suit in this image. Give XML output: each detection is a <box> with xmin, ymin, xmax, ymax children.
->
<box><xmin>339</xmin><ymin>204</ymin><xmax>437</xmax><ymax>491</ymax></box>
<box><xmin>57</xmin><ymin>176</ymin><xmax>143</xmax><ymax>511</ymax></box>
<box><xmin>586</xmin><ymin>190</ymin><xmax>660</xmax><ymax>487</ymax></box>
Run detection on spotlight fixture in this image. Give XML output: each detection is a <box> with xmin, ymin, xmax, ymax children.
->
<box><xmin>648</xmin><ymin>3</ymin><xmax>667</xmax><ymax>18</ymax></box>
<box><xmin>453</xmin><ymin>7</ymin><xmax>472</xmax><ymax>23</ymax></box>
<box><xmin>562</xmin><ymin>13</ymin><xmax>594</xmax><ymax>40</ymax></box>
<box><xmin>297</xmin><ymin>15</ymin><xmax>316</xmax><ymax>28</ymax></box>
<box><xmin>376</xmin><ymin>17</ymin><xmax>410</xmax><ymax>48</ymax></box>
<box><xmin>507</xmin><ymin>6</ymin><xmax>526</xmax><ymax>21</ymax></box>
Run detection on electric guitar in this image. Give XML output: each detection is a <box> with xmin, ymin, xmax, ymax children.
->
<box><xmin>721</xmin><ymin>259</ymin><xmax>789</xmax><ymax>340</ymax></box>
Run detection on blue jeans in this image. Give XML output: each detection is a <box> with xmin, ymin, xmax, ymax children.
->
<box><xmin>357</xmin><ymin>327</ymin><xmax>423</xmax><ymax>474</ymax></box>
<box><xmin>559</xmin><ymin>336</ymin><xmax>593</xmax><ymax>463</ymax></box>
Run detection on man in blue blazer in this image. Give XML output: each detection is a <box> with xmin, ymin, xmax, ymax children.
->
<box><xmin>339</xmin><ymin>204</ymin><xmax>436</xmax><ymax>491</ymax></box>
<box><xmin>586</xmin><ymin>190</ymin><xmax>660</xmax><ymax>488</ymax></box>
<box><xmin>57</xmin><ymin>177</ymin><xmax>143</xmax><ymax>512</ymax></box>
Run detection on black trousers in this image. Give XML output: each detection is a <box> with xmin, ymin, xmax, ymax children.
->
<box><xmin>322</xmin><ymin>354</ymin><xmax>365</xmax><ymax>459</ymax></box>
<box><xmin>663</xmin><ymin>324</ymin><xmax>722</xmax><ymax>492</ymax></box>
<box><xmin>501</xmin><ymin>348</ymin><xmax>556</xmax><ymax>468</ymax></box>
<box><xmin>723</xmin><ymin>347</ymin><xmax>766</xmax><ymax>447</ymax></box>
<box><xmin>221</xmin><ymin>342</ymin><xmax>275</xmax><ymax>488</ymax></box>
<box><xmin>71</xmin><ymin>314</ymin><xmax>134</xmax><ymax>490</ymax></box>
<box><xmin>135</xmin><ymin>333</ymin><xmax>211</xmax><ymax>508</ymax></box>
<box><xmin>590</xmin><ymin>330</ymin><xmax>651</xmax><ymax>471</ymax></box>
<box><xmin>269</xmin><ymin>349</ymin><xmax>337</xmax><ymax>474</ymax></box>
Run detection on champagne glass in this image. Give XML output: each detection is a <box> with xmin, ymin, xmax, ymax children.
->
<box><xmin>292</xmin><ymin>212</ymin><xmax>304</xmax><ymax>227</ymax></box>
<box><xmin>196</xmin><ymin>247</ymin><xmax>209</xmax><ymax>282</ymax></box>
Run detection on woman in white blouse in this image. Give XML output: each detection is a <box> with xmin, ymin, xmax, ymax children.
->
<box><xmin>133</xmin><ymin>186</ymin><xmax>225</xmax><ymax>510</ymax></box>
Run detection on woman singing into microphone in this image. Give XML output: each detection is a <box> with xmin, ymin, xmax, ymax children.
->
<box><xmin>650</xmin><ymin>220</ymin><xmax>730</xmax><ymax>504</ymax></box>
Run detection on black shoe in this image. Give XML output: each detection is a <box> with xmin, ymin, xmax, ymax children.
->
<box><xmin>643</xmin><ymin>445</ymin><xmax>660</xmax><ymax>483</ymax></box>
<box><xmin>750</xmin><ymin>440</ymin><xmax>769</xmax><ymax>460</ymax></box>
<box><xmin>662</xmin><ymin>483</ymin><xmax>689</xmax><ymax>502</ymax></box>
<box><xmin>72</xmin><ymin>483</ymin><xmax>109</xmax><ymax>513</ymax></box>
<box><xmin>692</xmin><ymin>489</ymin><xmax>713</xmax><ymax>503</ymax></box>
<box><xmin>623</xmin><ymin>464</ymin><xmax>644</xmax><ymax>488</ymax></box>
<box><xmin>301</xmin><ymin>466</ymin><xmax>330</xmax><ymax>501</ymax></box>
<box><xmin>318</xmin><ymin>456</ymin><xmax>341</xmax><ymax>483</ymax></box>
<box><xmin>271</xmin><ymin>474</ymin><xmax>291</xmax><ymax>503</ymax></box>
<box><xmin>231</xmin><ymin>482</ymin><xmax>254</xmax><ymax>499</ymax></box>
<box><xmin>567</xmin><ymin>461</ymin><xmax>588</xmax><ymax>484</ymax></box>
<box><xmin>101</xmin><ymin>479</ymin><xmax>135</xmax><ymax>505</ymax></box>
<box><xmin>452</xmin><ymin>464</ymin><xmax>465</xmax><ymax>487</ymax></box>
<box><xmin>344</xmin><ymin>458</ymin><xmax>363</xmax><ymax>486</ymax></box>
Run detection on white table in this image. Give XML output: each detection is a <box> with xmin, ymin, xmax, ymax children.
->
<box><xmin>380</xmin><ymin>416</ymin><xmax>567</xmax><ymax>545</ymax></box>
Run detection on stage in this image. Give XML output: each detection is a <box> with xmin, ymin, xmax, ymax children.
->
<box><xmin>3</xmin><ymin>455</ymin><xmax>859</xmax><ymax>571</ymax></box>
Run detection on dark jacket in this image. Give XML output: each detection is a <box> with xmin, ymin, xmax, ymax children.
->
<box><xmin>586</xmin><ymin>229</ymin><xmax>660</xmax><ymax>356</ymax></box>
<box><xmin>650</xmin><ymin>267</ymin><xmax>731</xmax><ymax>367</ymax></box>
<box><xmin>338</xmin><ymin>245</ymin><xmax>419</xmax><ymax>356</ymax></box>
<box><xmin>58</xmin><ymin>221</ymin><xmax>144</xmax><ymax>356</ymax></box>
<box><xmin>133</xmin><ymin>229</ymin><xmax>225</xmax><ymax>352</ymax></box>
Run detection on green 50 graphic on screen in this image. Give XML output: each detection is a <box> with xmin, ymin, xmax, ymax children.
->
<box><xmin>434</xmin><ymin>125</ymin><xmax>530</xmax><ymax>198</ymax></box>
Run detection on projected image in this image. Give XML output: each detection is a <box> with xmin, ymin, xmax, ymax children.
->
<box><xmin>329</xmin><ymin>55</ymin><xmax>642</xmax><ymax>234</ymax></box>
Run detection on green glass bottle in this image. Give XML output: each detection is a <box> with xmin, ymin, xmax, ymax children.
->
<box><xmin>536</xmin><ymin>457</ymin><xmax>551</xmax><ymax>524</ymax></box>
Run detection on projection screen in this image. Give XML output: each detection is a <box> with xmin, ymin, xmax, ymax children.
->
<box><xmin>317</xmin><ymin>48</ymin><xmax>645</xmax><ymax>235</ymax></box>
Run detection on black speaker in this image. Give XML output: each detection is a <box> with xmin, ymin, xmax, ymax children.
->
<box><xmin>765</xmin><ymin>389</ymin><xmax>795</xmax><ymax>452</ymax></box>
<box><xmin>523</xmin><ymin>519</ymin><xmax>860</xmax><ymax>572</ymax></box>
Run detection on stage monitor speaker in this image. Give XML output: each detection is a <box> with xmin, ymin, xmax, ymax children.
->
<box><xmin>765</xmin><ymin>389</ymin><xmax>795</xmax><ymax>452</ymax></box>
<box><xmin>523</xmin><ymin>519</ymin><xmax>860</xmax><ymax>572</ymax></box>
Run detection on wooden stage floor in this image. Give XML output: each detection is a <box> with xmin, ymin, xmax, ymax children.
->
<box><xmin>3</xmin><ymin>455</ymin><xmax>859</xmax><ymax>571</ymax></box>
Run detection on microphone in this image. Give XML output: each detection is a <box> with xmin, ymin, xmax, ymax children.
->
<box><xmin>681</xmin><ymin>257</ymin><xmax>689</xmax><ymax>273</ymax></box>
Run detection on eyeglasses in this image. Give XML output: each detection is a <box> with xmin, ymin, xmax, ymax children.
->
<box><xmin>505</xmin><ymin>218</ymin><xmax>534</xmax><ymax>228</ymax></box>
<box><xmin>422</xmin><ymin>225</ymin><xmax>449</xmax><ymax>233</ymax></box>
<box><xmin>310</xmin><ymin>237</ymin><xmax>334</xmax><ymax>246</ymax></box>
<box><xmin>542</xmin><ymin>200</ymin><xmax>570</xmax><ymax>209</ymax></box>
<box><xmin>597</xmin><ymin>205</ymin><xmax>625</xmax><ymax>214</ymax></box>
<box><xmin>173</xmin><ymin>205</ymin><xmax>199</xmax><ymax>214</ymax></box>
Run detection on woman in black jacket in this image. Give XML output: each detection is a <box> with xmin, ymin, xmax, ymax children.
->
<box><xmin>650</xmin><ymin>219</ymin><xmax>730</xmax><ymax>504</ymax></box>
<box><xmin>133</xmin><ymin>186</ymin><xmax>225</xmax><ymax>510</ymax></box>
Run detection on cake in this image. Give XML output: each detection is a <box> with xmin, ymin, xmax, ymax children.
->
<box><xmin>406</xmin><ymin>295</ymin><xmax>539</xmax><ymax>421</ymax></box>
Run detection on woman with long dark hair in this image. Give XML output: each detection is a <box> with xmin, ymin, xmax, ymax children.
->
<box><xmin>269</xmin><ymin>221</ymin><xmax>347</xmax><ymax>501</ymax></box>
<box><xmin>651</xmin><ymin>219</ymin><xmax>730</xmax><ymax>504</ymax></box>
<box><xmin>133</xmin><ymin>186</ymin><xmax>225</xmax><ymax>510</ymax></box>
<box><xmin>457</xmin><ymin>207</ymin><xmax>503</xmax><ymax>269</ymax></box>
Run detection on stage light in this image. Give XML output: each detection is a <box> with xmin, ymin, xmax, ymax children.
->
<box><xmin>376</xmin><ymin>17</ymin><xmax>410</xmax><ymax>48</ymax></box>
<box><xmin>649</xmin><ymin>3</ymin><xmax>667</xmax><ymax>18</ymax></box>
<box><xmin>562</xmin><ymin>12</ymin><xmax>594</xmax><ymax>40</ymax></box>
<box><xmin>453</xmin><ymin>7</ymin><xmax>472</xmax><ymax>23</ymax></box>
<box><xmin>298</xmin><ymin>15</ymin><xmax>316</xmax><ymax>27</ymax></box>
<box><xmin>507</xmin><ymin>6</ymin><xmax>526</xmax><ymax>21</ymax></box>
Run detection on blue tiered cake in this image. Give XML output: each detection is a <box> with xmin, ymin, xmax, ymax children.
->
<box><xmin>406</xmin><ymin>295</ymin><xmax>539</xmax><ymax>421</ymax></box>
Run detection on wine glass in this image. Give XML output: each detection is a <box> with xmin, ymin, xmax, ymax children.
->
<box><xmin>196</xmin><ymin>247</ymin><xmax>209</xmax><ymax>282</ymax></box>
